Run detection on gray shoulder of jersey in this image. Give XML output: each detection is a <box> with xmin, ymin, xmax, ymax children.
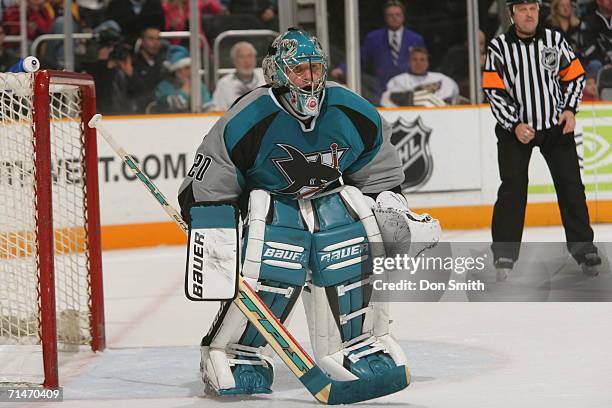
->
<box><xmin>323</xmin><ymin>82</ymin><xmax>404</xmax><ymax>193</ymax></box>
<box><xmin>220</xmin><ymin>86</ymin><xmax>273</xmax><ymax>128</ymax></box>
<box><xmin>345</xmin><ymin>113</ymin><xmax>405</xmax><ymax>194</ymax></box>
<box><xmin>178</xmin><ymin>87</ymin><xmax>274</xmax><ymax>203</ymax></box>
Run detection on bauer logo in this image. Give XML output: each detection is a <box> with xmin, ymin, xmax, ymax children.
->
<box><xmin>190</xmin><ymin>231</ymin><xmax>206</xmax><ymax>299</ymax></box>
<box><xmin>263</xmin><ymin>247</ymin><xmax>304</xmax><ymax>263</ymax></box>
<box><xmin>319</xmin><ymin>243</ymin><xmax>369</xmax><ymax>263</ymax></box>
<box><xmin>390</xmin><ymin>116</ymin><xmax>434</xmax><ymax>191</ymax></box>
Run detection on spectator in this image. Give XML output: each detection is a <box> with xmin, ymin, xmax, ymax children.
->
<box><xmin>48</xmin><ymin>0</ymin><xmax>79</xmax><ymax>19</ymax></box>
<box><xmin>3</xmin><ymin>0</ymin><xmax>54</xmax><ymax>41</ymax></box>
<box><xmin>228</xmin><ymin>0</ymin><xmax>277</xmax><ymax>30</ymax></box>
<box><xmin>105</xmin><ymin>0</ymin><xmax>164</xmax><ymax>44</ymax></box>
<box><xmin>77</xmin><ymin>0</ymin><xmax>106</xmax><ymax>29</ymax></box>
<box><xmin>380</xmin><ymin>47</ymin><xmax>459</xmax><ymax>107</ymax></box>
<box><xmin>576</xmin><ymin>0</ymin><xmax>597</xmax><ymax>18</ymax></box>
<box><xmin>330</xmin><ymin>0</ymin><xmax>425</xmax><ymax>100</ymax></box>
<box><xmin>155</xmin><ymin>45</ymin><xmax>212</xmax><ymax>112</ymax></box>
<box><xmin>212</xmin><ymin>41</ymin><xmax>265</xmax><ymax>111</ymax></box>
<box><xmin>439</xmin><ymin>30</ymin><xmax>486</xmax><ymax>99</ymax></box>
<box><xmin>44</xmin><ymin>0</ymin><xmax>105</xmax><ymax>69</ymax></box>
<box><xmin>86</xmin><ymin>25</ymin><xmax>137</xmax><ymax>114</ymax></box>
<box><xmin>546</xmin><ymin>0</ymin><xmax>582</xmax><ymax>50</ymax></box>
<box><xmin>132</xmin><ymin>27</ymin><xmax>166</xmax><ymax>112</ymax></box>
<box><xmin>162</xmin><ymin>0</ymin><xmax>224</xmax><ymax>45</ymax></box>
<box><xmin>580</xmin><ymin>0</ymin><xmax>612</xmax><ymax>76</ymax></box>
<box><xmin>45</xmin><ymin>0</ymin><xmax>83</xmax><ymax>69</ymax></box>
<box><xmin>582</xmin><ymin>74</ymin><xmax>600</xmax><ymax>100</ymax></box>
<box><xmin>0</xmin><ymin>24</ymin><xmax>18</xmax><ymax>71</ymax></box>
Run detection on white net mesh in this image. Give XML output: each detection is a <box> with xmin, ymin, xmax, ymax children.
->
<box><xmin>0</xmin><ymin>73</ymin><xmax>93</xmax><ymax>382</ymax></box>
<box><xmin>0</xmin><ymin>74</ymin><xmax>39</xmax><ymax>347</ymax></box>
<box><xmin>49</xmin><ymin>85</ymin><xmax>91</xmax><ymax>347</ymax></box>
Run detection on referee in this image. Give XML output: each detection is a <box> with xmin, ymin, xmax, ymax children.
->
<box><xmin>482</xmin><ymin>0</ymin><xmax>601</xmax><ymax>277</ymax></box>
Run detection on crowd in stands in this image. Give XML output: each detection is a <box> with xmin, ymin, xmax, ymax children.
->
<box><xmin>379</xmin><ymin>46</ymin><xmax>459</xmax><ymax>108</ymax></box>
<box><xmin>330</xmin><ymin>0</ymin><xmax>611</xmax><ymax>106</ymax></box>
<box><xmin>0</xmin><ymin>0</ymin><xmax>609</xmax><ymax>112</ymax></box>
<box><xmin>0</xmin><ymin>0</ymin><xmax>277</xmax><ymax>114</ymax></box>
<box><xmin>0</xmin><ymin>24</ymin><xmax>19</xmax><ymax>71</ymax></box>
<box><xmin>211</xmin><ymin>40</ymin><xmax>265</xmax><ymax>110</ymax></box>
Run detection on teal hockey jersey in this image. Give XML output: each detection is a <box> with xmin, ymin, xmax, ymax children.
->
<box><xmin>178</xmin><ymin>82</ymin><xmax>404</xmax><ymax>212</ymax></box>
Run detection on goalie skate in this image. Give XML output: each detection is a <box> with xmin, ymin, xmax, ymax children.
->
<box><xmin>200</xmin><ymin>343</ymin><xmax>274</xmax><ymax>396</ymax></box>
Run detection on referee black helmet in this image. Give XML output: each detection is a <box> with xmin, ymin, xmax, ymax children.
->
<box><xmin>506</xmin><ymin>0</ymin><xmax>541</xmax><ymax>7</ymax></box>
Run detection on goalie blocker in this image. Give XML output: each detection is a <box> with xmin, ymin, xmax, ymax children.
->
<box><xmin>185</xmin><ymin>202</ymin><xmax>240</xmax><ymax>301</ymax></box>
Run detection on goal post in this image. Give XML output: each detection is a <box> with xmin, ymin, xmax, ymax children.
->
<box><xmin>0</xmin><ymin>70</ymin><xmax>104</xmax><ymax>388</ymax></box>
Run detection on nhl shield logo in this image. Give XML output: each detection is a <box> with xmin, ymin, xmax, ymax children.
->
<box><xmin>390</xmin><ymin>116</ymin><xmax>433</xmax><ymax>190</ymax></box>
<box><xmin>541</xmin><ymin>47</ymin><xmax>559</xmax><ymax>71</ymax></box>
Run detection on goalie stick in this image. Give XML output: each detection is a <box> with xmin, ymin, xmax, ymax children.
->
<box><xmin>88</xmin><ymin>114</ymin><xmax>410</xmax><ymax>404</ymax></box>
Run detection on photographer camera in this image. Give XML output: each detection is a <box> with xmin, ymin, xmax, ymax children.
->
<box><xmin>86</xmin><ymin>24</ymin><xmax>138</xmax><ymax>115</ymax></box>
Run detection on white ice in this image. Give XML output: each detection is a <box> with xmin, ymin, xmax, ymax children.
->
<box><xmin>9</xmin><ymin>225</ymin><xmax>612</xmax><ymax>408</ymax></box>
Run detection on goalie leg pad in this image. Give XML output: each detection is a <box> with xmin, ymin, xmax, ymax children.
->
<box><xmin>300</xmin><ymin>186</ymin><xmax>409</xmax><ymax>396</ymax></box>
<box><xmin>201</xmin><ymin>301</ymin><xmax>275</xmax><ymax>395</ymax></box>
<box><xmin>201</xmin><ymin>190</ymin><xmax>311</xmax><ymax>395</ymax></box>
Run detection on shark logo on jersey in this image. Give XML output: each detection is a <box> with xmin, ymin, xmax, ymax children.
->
<box><xmin>390</xmin><ymin>116</ymin><xmax>433</xmax><ymax>191</ymax></box>
<box><xmin>272</xmin><ymin>143</ymin><xmax>347</xmax><ymax>199</ymax></box>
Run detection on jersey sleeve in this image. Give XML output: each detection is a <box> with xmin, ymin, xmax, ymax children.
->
<box><xmin>440</xmin><ymin>74</ymin><xmax>459</xmax><ymax>104</ymax></box>
<box><xmin>558</xmin><ymin>36</ymin><xmax>586</xmax><ymax>114</ymax></box>
<box><xmin>178</xmin><ymin>117</ymin><xmax>244</xmax><ymax>220</ymax></box>
<box><xmin>343</xmin><ymin>111</ymin><xmax>405</xmax><ymax>194</ymax></box>
<box><xmin>482</xmin><ymin>39</ymin><xmax>521</xmax><ymax>132</ymax></box>
<box><xmin>385</xmin><ymin>75</ymin><xmax>409</xmax><ymax>92</ymax></box>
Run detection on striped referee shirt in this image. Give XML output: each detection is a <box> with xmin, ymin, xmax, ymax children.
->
<box><xmin>482</xmin><ymin>25</ymin><xmax>585</xmax><ymax>132</ymax></box>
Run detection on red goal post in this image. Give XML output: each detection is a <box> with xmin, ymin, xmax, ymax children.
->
<box><xmin>0</xmin><ymin>70</ymin><xmax>104</xmax><ymax>388</ymax></box>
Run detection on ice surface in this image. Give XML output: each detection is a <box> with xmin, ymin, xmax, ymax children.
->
<box><xmin>5</xmin><ymin>225</ymin><xmax>612</xmax><ymax>408</ymax></box>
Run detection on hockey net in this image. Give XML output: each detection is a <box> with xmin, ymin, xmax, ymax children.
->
<box><xmin>0</xmin><ymin>71</ymin><xmax>104</xmax><ymax>387</ymax></box>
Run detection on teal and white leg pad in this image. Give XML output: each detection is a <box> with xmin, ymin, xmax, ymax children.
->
<box><xmin>301</xmin><ymin>186</ymin><xmax>410</xmax><ymax>397</ymax></box>
<box><xmin>200</xmin><ymin>187</ymin><xmax>409</xmax><ymax>398</ymax></box>
<box><xmin>200</xmin><ymin>190</ymin><xmax>311</xmax><ymax>395</ymax></box>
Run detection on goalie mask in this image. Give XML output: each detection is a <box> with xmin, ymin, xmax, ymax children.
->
<box><xmin>263</xmin><ymin>28</ymin><xmax>328</xmax><ymax>117</ymax></box>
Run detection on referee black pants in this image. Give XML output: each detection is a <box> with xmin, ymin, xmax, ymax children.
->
<box><xmin>491</xmin><ymin>124</ymin><xmax>596</xmax><ymax>263</ymax></box>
